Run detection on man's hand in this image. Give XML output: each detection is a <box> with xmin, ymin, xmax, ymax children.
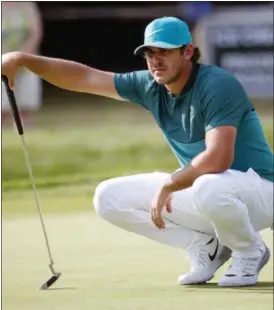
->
<box><xmin>151</xmin><ymin>186</ymin><xmax>173</xmax><ymax>229</ymax></box>
<box><xmin>2</xmin><ymin>52</ymin><xmax>23</xmax><ymax>89</ymax></box>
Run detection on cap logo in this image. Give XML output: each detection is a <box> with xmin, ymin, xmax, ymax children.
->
<box><xmin>145</xmin><ymin>28</ymin><xmax>164</xmax><ymax>40</ymax></box>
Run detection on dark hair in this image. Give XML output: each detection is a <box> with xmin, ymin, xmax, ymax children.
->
<box><xmin>180</xmin><ymin>46</ymin><xmax>201</xmax><ymax>64</ymax></box>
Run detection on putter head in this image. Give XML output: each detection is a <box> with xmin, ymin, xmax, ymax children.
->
<box><xmin>40</xmin><ymin>272</ymin><xmax>62</xmax><ymax>290</ymax></box>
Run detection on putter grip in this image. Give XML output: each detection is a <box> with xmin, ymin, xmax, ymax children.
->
<box><xmin>2</xmin><ymin>75</ymin><xmax>24</xmax><ymax>135</ymax></box>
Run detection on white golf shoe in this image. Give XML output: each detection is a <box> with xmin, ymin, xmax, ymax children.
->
<box><xmin>178</xmin><ymin>236</ymin><xmax>231</xmax><ymax>285</ymax></box>
<box><xmin>218</xmin><ymin>243</ymin><xmax>270</xmax><ymax>287</ymax></box>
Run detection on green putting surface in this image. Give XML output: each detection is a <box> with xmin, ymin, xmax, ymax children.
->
<box><xmin>2</xmin><ymin>214</ymin><xmax>273</xmax><ymax>310</ymax></box>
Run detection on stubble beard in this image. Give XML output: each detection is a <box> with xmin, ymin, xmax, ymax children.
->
<box><xmin>165</xmin><ymin>65</ymin><xmax>184</xmax><ymax>85</ymax></box>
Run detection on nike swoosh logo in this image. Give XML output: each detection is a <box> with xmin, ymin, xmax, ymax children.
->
<box><xmin>208</xmin><ymin>239</ymin><xmax>219</xmax><ymax>261</ymax></box>
<box><xmin>146</xmin><ymin>29</ymin><xmax>163</xmax><ymax>39</ymax></box>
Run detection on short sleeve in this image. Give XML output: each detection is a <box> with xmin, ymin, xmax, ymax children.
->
<box><xmin>202</xmin><ymin>74</ymin><xmax>254</xmax><ymax>132</ymax></box>
<box><xmin>114</xmin><ymin>70</ymin><xmax>151</xmax><ymax>109</ymax></box>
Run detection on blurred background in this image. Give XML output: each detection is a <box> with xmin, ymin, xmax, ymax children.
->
<box><xmin>2</xmin><ymin>1</ymin><xmax>273</xmax><ymax>203</ymax></box>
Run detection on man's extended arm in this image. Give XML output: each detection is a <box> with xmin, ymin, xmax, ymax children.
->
<box><xmin>1</xmin><ymin>51</ymin><xmax>124</xmax><ymax>101</ymax></box>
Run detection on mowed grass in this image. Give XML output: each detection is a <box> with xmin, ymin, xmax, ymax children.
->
<box><xmin>2</xmin><ymin>214</ymin><xmax>273</xmax><ymax>310</ymax></box>
<box><xmin>2</xmin><ymin>96</ymin><xmax>273</xmax><ymax>310</ymax></box>
<box><xmin>2</xmin><ymin>101</ymin><xmax>176</xmax><ymax>193</ymax></box>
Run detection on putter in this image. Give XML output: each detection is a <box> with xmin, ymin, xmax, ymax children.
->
<box><xmin>2</xmin><ymin>75</ymin><xmax>62</xmax><ymax>290</ymax></box>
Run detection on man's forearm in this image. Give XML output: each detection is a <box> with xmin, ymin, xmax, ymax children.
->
<box><xmin>2</xmin><ymin>51</ymin><xmax>119</xmax><ymax>99</ymax></box>
<box><xmin>164</xmin><ymin>150</ymin><xmax>229</xmax><ymax>192</ymax></box>
<box><xmin>17</xmin><ymin>52</ymin><xmax>93</xmax><ymax>92</ymax></box>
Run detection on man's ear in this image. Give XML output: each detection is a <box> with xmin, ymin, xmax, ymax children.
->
<box><xmin>184</xmin><ymin>44</ymin><xmax>195</xmax><ymax>61</ymax></box>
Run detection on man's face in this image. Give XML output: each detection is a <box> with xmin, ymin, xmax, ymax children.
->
<box><xmin>143</xmin><ymin>46</ymin><xmax>192</xmax><ymax>85</ymax></box>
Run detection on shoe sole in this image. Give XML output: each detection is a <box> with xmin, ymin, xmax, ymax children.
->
<box><xmin>218</xmin><ymin>246</ymin><xmax>271</xmax><ymax>287</ymax></box>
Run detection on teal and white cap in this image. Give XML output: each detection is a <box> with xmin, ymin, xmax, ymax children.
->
<box><xmin>134</xmin><ymin>16</ymin><xmax>192</xmax><ymax>55</ymax></box>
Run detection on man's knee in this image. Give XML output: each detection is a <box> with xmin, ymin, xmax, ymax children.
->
<box><xmin>193</xmin><ymin>173</ymin><xmax>230</xmax><ymax>215</ymax></box>
<box><xmin>93</xmin><ymin>178</ymin><xmax>118</xmax><ymax>219</ymax></box>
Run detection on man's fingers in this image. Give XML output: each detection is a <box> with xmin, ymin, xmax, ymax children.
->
<box><xmin>151</xmin><ymin>208</ymin><xmax>165</xmax><ymax>229</ymax></box>
<box><xmin>158</xmin><ymin>216</ymin><xmax>165</xmax><ymax>229</ymax></box>
<box><xmin>9</xmin><ymin>80</ymin><xmax>15</xmax><ymax>90</ymax></box>
<box><xmin>8</xmin><ymin>76</ymin><xmax>15</xmax><ymax>90</ymax></box>
<box><xmin>2</xmin><ymin>75</ymin><xmax>15</xmax><ymax>90</ymax></box>
<box><xmin>166</xmin><ymin>197</ymin><xmax>172</xmax><ymax>213</ymax></box>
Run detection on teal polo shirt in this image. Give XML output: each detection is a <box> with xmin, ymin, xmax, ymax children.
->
<box><xmin>114</xmin><ymin>64</ymin><xmax>273</xmax><ymax>182</ymax></box>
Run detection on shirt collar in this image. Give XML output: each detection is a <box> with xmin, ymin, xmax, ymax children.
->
<box><xmin>180</xmin><ymin>63</ymin><xmax>200</xmax><ymax>95</ymax></box>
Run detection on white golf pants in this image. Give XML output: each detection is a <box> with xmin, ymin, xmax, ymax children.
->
<box><xmin>93</xmin><ymin>168</ymin><xmax>273</xmax><ymax>252</ymax></box>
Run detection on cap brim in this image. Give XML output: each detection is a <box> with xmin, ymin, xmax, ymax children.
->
<box><xmin>134</xmin><ymin>42</ymin><xmax>183</xmax><ymax>56</ymax></box>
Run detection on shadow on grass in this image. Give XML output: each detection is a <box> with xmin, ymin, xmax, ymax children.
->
<box><xmin>46</xmin><ymin>287</ymin><xmax>78</xmax><ymax>291</ymax></box>
<box><xmin>184</xmin><ymin>281</ymin><xmax>273</xmax><ymax>293</ymax></box>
